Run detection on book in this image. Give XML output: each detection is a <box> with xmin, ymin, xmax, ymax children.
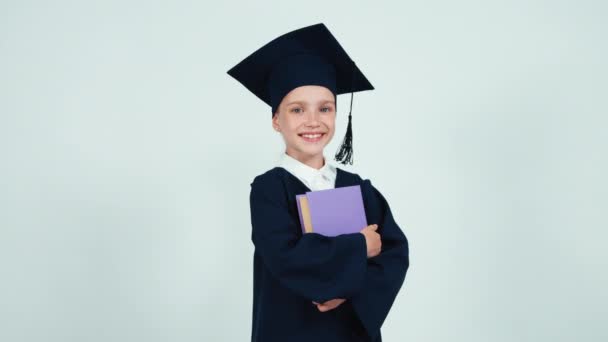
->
<box><xmin>295</xmin><ymin>185</ymin><xmax>368</xmax><ymax>237</ymax></box>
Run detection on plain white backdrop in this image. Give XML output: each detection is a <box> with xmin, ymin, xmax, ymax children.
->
<box><xmin>1</xmin><ymin>1</ymin><xmax>606</xmax><ymax>341</ymax></box>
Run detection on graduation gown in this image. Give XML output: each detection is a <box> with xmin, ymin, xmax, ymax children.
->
<box><xmin>249</xmin><ymin>166</ymin><xmax>409</xmax><ymax>342</ymax></box>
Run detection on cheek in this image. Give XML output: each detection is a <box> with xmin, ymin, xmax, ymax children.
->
<box><xmin>325</xmin><ymin>118</ymin><xmax>336</xmax><ymax>132</ymax></box>
<box><xmin>285</xmin><ymin>126</ymin><xmax>301</xmax><ymax>139</ymax></box>
<box><xmin>327</xmin><ymin>129</ymin><xmax>335</xmax><ymax>140</ymax></box>
<box><xmin>323</xmin><ymin>123</ymin><xmax>336</xmax><ymax>140</ymax></box>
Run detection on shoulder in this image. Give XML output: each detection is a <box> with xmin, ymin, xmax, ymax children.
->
<box><xmin>249</xmin><ymin>167</ymin><xmax>289</xmax><ymax>201</ymax></box>
<box><xmin>249</xmin><ymin>167</ymin><xmax>289</xmax><ymax>208</ymax></box>
<box><xmin>250</xmin><ymin>167</ymin><xmax>284</xmax><ymax>188</ymax></box>
<box><xmin>336</xmin><ymin>167</ymin><xmax>369</xmax><ymax>186</ymax></box>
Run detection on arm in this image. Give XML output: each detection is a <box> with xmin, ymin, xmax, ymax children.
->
<box><xmin>249</xmin><ymin>178</ymin><xmax>368</xmax><ymax>303</ymax></box>
<box><xmin>349</xmin><ymin>179</ymin><xmax>410</xmax><ymax>340</ymax></box>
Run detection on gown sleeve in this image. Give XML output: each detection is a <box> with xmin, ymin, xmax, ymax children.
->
<box><xmin>349</xmin><ymin>179</ymin><xmax>410</xmax><ymax>340</ymax></box>
<box><xmin>249</xmin><ymin>177</ymin><xmax>368</xmax><ymax>303</ymax></box>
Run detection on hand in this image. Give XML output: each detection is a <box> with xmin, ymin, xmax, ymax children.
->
<box><xmin>360</xmin><ymin>224</ymin><xmax>381</xmax><ymax>258</ymax></box>
<box><xmin>312</xmin><ymin>298</ymin><xmax>346</xmax><ymax>312</ymax></box>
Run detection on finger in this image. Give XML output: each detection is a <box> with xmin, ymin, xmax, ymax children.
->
<box><xmin>370</xmin><ymin>224</ymin><xmax>378</xmax><ymax>230</ymax></box>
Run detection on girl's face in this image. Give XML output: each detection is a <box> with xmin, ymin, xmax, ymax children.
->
<box><xmin>272</xmin><ymin>85</ymin><xmax>336</xmax><ymax>162</ymax></box>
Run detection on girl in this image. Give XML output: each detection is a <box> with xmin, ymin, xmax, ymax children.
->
<box><xmin>227</xmin><ymin>23</ymin><xmax>409</xmax><ymax>342</ymax></box>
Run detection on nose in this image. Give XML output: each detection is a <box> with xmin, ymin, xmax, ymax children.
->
<box><xmin>304</xmin><ymin>110</ymin><xmax>322</xmax><ymax>126</ymax></box>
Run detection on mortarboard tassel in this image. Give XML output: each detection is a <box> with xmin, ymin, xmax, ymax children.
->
<box><xmin>334</xmin><ymin>93</ymin><xmax>354</xmax><ymax>165</ymax></box>
<box><xmin>334</xmin><ymin>61</ymin><xmax>357</xmax><ymax>165</ymax></box>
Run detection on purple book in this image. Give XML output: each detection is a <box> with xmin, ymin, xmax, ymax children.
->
<box><xmin>295</xmin><ymin>185</ymin><xmax>368</xmax><ymax>237</ymax></box>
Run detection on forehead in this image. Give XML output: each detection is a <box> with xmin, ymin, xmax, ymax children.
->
<box><xmin>282</xmin><ymin>85</ymin><xmax>335</xmax><ymax>104</ymax></box>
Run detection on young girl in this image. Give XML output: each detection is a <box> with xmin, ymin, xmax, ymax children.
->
<box><xmin>227</xmin><ymin>23</ymin><xmax>409</xmax><ymax>342</ymax></box>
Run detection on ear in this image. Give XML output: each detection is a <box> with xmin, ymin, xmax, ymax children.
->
<box><xmin>272</xmin><ymin>112</ymin><xmax>280</xmax><ymax>131</ymax></box>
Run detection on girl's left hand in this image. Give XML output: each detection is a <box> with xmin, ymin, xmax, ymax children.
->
<box><xmin>312</xmin><ymin>298</ymin><xmax>346</xmax><ymax>312</ymax></box>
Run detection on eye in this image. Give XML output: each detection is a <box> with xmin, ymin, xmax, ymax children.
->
<box><xmin>290</xmin><ymin>107</ymin><xmax>303</xmax><ymax>114</ymax></box>
<box><xmin>320</xmin><ymin>107</ymin><xmax>332</xmax><ymax>113</ymax></box>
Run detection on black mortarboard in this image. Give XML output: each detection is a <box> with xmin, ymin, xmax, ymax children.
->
<box><xmin>226</xmin><ymin>23</ymin><xmax>374</xmax><ymax>165</ymax></box>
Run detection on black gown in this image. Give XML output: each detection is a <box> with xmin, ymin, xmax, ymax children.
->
<box><xmin>249</xmin><ymin>166</ymin><xmax>409</xmax><ymax>342</ymax></box>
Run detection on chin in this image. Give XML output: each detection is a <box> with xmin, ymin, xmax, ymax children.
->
<box><xmin>295</xmin><ymin>145</ymin><xmax>325</xmax><ymax>157</ymax></box>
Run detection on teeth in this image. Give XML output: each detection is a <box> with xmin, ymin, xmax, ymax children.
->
<box><xmin>302</xmin><ymin>134</ymin><xmax>322</xmax><ymax>139</ymax></box>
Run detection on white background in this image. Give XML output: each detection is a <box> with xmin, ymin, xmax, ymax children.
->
<box><xmin>1</xmin><ymin>1</ymin><xmax>606</xmax><ymax>341</ymax></box>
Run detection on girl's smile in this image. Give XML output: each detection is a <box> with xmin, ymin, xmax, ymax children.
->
<box><xmin>299</xmin><ymin>132</ymin><xmax>326</xmax><ymax>143</ymax></box>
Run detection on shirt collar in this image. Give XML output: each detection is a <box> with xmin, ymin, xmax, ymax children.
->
<box><xmin>278</xmin><ymin>152</ymin><xmax>337</xmax><ymax>188</ymax></box>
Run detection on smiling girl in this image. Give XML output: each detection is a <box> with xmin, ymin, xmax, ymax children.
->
<box><xmin>228</xmin><ymin>23</ymin><xmax>409</xmax><ymax>342</ymax></box>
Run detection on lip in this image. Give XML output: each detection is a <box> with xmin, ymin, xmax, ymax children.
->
<box><xmin>298</xmin><ymin>132</ymin><xmax>325</xmax><ymax>143</ymax></box>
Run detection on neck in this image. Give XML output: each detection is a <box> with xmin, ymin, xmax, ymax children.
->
<box><xmin>285</xmin><ymin>149</ymin><xmax>325</xmax><ymax>170</ymax></box>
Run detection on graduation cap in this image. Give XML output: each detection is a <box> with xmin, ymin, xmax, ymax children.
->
<box><xmin>226</xmin><ymin>23</ymin><xmax>374</xmax><ymax>165</ymax></box>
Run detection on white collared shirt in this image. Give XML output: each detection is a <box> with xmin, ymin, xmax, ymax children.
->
<box><xmin>277</xmin><ymin>152</ymin><xmax>337</xmax><ymax>191</ymax></box>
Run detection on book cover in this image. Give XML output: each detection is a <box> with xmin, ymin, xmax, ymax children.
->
<box><xmin>296</xmin><ymin>185</ymin><xmax>368</xmax><ymax>237</ymax></box>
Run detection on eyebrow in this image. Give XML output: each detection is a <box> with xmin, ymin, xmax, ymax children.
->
<box><xmin>286</xmin><ymin>100</ymin><xmax>335</xmax><ymax>106</ymax></box>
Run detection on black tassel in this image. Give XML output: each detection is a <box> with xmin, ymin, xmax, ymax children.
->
<box><xmin>335</xmin><ymin>61</ymin><xmax>357</xmax><ymax>165</ymax></box>
<box><xmin>334</xmin><ymin>92</ymin><xmax>355</xmax><ymax>165</ymax></box>
<box><xmin>334</xmin><ymin>112</ymin><xmax>353</xmax><ymax>165</ymax></box>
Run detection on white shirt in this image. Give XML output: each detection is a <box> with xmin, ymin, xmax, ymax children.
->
<box><xmin>277</xmin><ymin>152</ymin><xmax>337</xmax><ymax>191</ymax></box>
